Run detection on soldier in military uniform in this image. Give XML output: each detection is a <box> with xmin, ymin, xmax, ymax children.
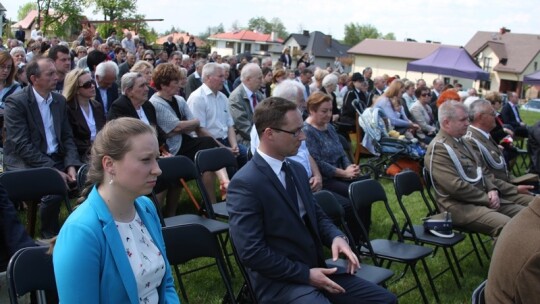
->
<box><xmin>425</xmin><ymin>100</ymin><xmax>525</xmax><ymax>237</ymax></box>
<box><xmin>464</xmin><ymin>99</ymin><xmax>535</xmax><ymax>207</ymax></box>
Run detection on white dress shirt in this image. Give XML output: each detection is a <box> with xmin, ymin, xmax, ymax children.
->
<box><xmin>32</xmin><ymin>87</ymin><xmax>58</xmax><ymax>154</ymax></box>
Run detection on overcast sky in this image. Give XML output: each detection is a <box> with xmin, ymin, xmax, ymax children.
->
<box><xmin>4</xmin><ymin>0</ymin><xmax>539</xmax><ymax>46</ymax></box>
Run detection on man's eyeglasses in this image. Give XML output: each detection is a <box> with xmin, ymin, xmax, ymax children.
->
<box><xmin>270</xmin><ymin>127</ymin><xmax>303</xmax><ymax>137</ymax></box>
<box><xmin>79</xmin><ymin>80</ymin><xmax>94</xmax><ymax>89</ymax></box>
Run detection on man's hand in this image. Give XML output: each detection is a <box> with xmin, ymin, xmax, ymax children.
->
<box><xmin>488</xmin><ymin>190</ymin><xmax>500</xmax><ymax>209</ymax></box>
<box><xmin>309</xmin><ymin>174</ymin><xmax>323</xmax><ymax>192</ymax></box>
<box><xmin>331</xmin><ymin>236</ymin><xmax>360</xmax><ymax>274</ymax></box>
<box><xmin>309</xmin><ymin>268</ymin><xmax>345</xmax><ymax>294</ymax></box>
<box><xmin>229</xmin><ymin>146</ymin><xmax>240</xmax><ymax>156</ymax></box>
<box><xmin>66</xmin><ymin>166</ymin><xmax>77</xmax><ymax>182</ymax></box>
<box><xmin>517</xmin><ymin>185</ymin><xmax>535</xmax><ymax>195</ymax></box>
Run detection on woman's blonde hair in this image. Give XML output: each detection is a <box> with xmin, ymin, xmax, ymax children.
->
<box><xmin>62</xmin><ymin>68</ymin><xmax>89</xmax><ymax>103</ymax></box>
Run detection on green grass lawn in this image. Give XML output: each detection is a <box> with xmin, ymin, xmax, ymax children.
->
<box><xmin>20</xmin><ymin>109</ymin><xmax>540</xmax><ymax>304</ymax></box>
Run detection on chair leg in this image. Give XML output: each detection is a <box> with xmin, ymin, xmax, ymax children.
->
<box><xmin>216</xmin><ymin>259</ymin><xmax>237</xmax><ymax>304</ymax></box>
<box><xmin>27</xmin><ymin>201</ymin><xmax>38</xmax><ymax>238</ymax></box>
<box><xmin>475</xmin><ymin>233</ymin><xmax>491</xmax><ymax>260</ymax></box>
<box><xmin>218</xmin><ymin>233</ymin><xmax>236</xmax><ymax>278</ymax></box>
<box><xmin>450</xmin><ymin>247</ymin><xmax>464</xmax><ymax>277</ymax></box>
<box><xmin>409</xmin><ymin>263</ymin><xmax>429</xmax><ymax>304</ymax></box>
<box><xmin>421</xmin><ymin>258</ymin><xmax>440</xmax><ymax>303</ymax></box>
<box><xmin>442</xmin><ymin>247</ymin><xmax>461</xmax><ymax>289</ymax></box>
<box><xmin>468</xmin><ymin>233</ymin><xmax>484</xmax><ymax>267</ymax></box>
<box><xmin>174</xmin><ymin>265</ymin><xmax>189</xmax><ymax>304</ymax></box>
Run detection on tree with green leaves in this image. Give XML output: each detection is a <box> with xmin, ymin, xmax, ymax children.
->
<box><xmin>34</xmin><ymin>0</ymin><xmax>86</xmax><ymax>38</ymax></box>
<box><xmin>343</xmin><ymin>22</ymin><xmax>395</xmax><ymax>46</ymax></box>
<box><xmin>89</xmin><ymin>0</ymin><xmax>137</xmax><ymax>21</ymax></box>
<box><xmin>17</xmin><ymin>2</ymin><xmax>37</xmax><ymax>21</ymax></box>
<box><xmin>247</xmin><ymin>16</ymin><xmax>288</xmax><ymax>40</ymax></box>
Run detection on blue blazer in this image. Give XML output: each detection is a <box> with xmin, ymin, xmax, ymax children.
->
<box><xmin>53</xmin><ymin>186</ymin><xmax>179</xmax><ymax>304</ymax></box>
<box><xmin>227</xmin><ymin>153</ymin><xmax>342</xmax><ymax>303</ymax></box>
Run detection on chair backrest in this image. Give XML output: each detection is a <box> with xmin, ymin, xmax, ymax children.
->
<box><xmin>471</xmin><ymin>279</ymin><xmax>487</xmax><ymax>304</ymax></box>
<box><xmin>394</xmin><ymin>170</ymin><xmax>431</xmax><ymax>239</ymax></box>
<box><xmin>313</xmin><ymin>190</ymin><xmax>362</xmax><ymax>256</ymax></box>
<box><xmin>194</xmin><ymin>148</ymin><xmax>237</xmax><ymax>218</ymax></box>
<box><xmin>0</xmin><ymin>167</ymin><xmax>71</xmax><ymax>212</ymax></box>
<box><xmin>7</xmin><ymin>246</ymin><xmax>57</xmax><ymax>304</ymax></box>
<box><xmin>153</xmin><ymin>156</ymin><xmax>201</xmax><ymax>221</ymax></box>
<box><xmin>161</xmin><ymin>224</ymin><xmax>222</xmax><ymax>265</ymax></box>
<box><xmin>421</xmin><ymin>167</ymin><xmax>440</xmax><ymax>215</ymax></box>
<box><xmin>194</xmin><ymin>147</ymin><xmax>238</xmax><ymax>174</ymax></box>
<box><xmin>348</xmin><ymin>179</ymin><xmax>404</xmax><ymax>241</ymax></box>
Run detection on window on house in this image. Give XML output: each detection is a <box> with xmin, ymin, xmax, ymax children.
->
<box><xmin>535</xmin><ymin>62</ymin><xmax>538</xmax><ymax>71</ymax></box>
<box><xmin>225</xmin><ymin>42</ymin><xmax>234</xmax><ymax>49</ymax></box>
<box><xmin>482</xmin><ymin>57</ymin><xmax>492</xmax><ymax>73</ymax></box>
<box><xmin>244</xmin><ymin>43</ymin><xmax>251</xmax><ymax>52</ymax></box>
<box><xmin>260</xmin><ymin>44</ymin><xmax>268</xmax><ymax>52</ymax></box>
<box><xmin>480</xmin><ymin>80</ymin><xmax>491</xmax><ymax>90</ymax></box>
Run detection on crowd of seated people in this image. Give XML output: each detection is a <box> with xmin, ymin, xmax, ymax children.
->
<box><xmin>2</xmin><ymin>31</ymin><xmax>539</xmax><ymax>303</ymax></box>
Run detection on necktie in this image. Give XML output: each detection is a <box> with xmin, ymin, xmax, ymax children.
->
<box><xmin>281</xmin><ymin>162</ymin><xmax>298</xmax><ymax>211</ymax></box>
<box><xmin>305</xmin><ymin>84</ymin><xmax>310</xmax><ymax>96</ymax></box>
<box><xmin>251</xmin><ymin>94</ymin><xmax>257</xmax><ymax>110</ymax></box>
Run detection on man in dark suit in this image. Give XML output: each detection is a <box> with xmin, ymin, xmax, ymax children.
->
<box><xmin>4</xmin><ymin>58</ymin><xmax>81</xmax><ymax>238</ymax></box>
<box><xmin>15</xmin><ymin>25</ymin><xmax>26</xmax><ymax>43</ymax></box>
<box><xmin>94</xmin><ymin>61</ymin><xmax>119</xmax><ymax>115</ymax></box>
<box><xmin>117</xmin><ymin>51</ymin><xmax>136</xmax><ymax>86</ymax></box>
<box><xmin>501</xmin><ymin>91</ymin><xmax>529</xmax><ymax>138</ymax></box>
<box><xmin>184</xmin><ymin>59</ymin><xmax>205</xmax><ymax>99</ymax></box>
<box><xmin>227</xmin><ymin>97</ymin><xmax>396</xmax><ymax>304</ymax></box>
<box><xmin>367</xmin><ymin>76</ymin><xmax>385</xmax><ymax>107</ymax></box>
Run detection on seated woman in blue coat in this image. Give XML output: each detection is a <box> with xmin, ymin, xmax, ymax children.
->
<box><xmin>52</xmin><ymin>117</ymin><xmax>180</xmax><ymax>304</ymax></box>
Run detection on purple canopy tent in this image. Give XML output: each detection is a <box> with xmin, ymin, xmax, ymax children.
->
<box><xmin>524</xmin><ymin>70</ymin><xmax>540</xmax><ymax>85</ymax></box>
<box><xmin>407</xmin><ymin>46</ymin><xmax>489</xmax><ymax>81</ymax></box>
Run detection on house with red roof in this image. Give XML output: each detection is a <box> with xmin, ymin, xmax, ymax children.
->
<box><xmin>208</xmin><ymin>30</ymin><xmax>283</xmax><ymax>57</ymax></box>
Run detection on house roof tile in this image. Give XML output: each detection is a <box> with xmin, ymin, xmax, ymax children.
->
<box><xmin>465</xmin><ymin>31</ymin><xmax>540</xmax><ymax>74</ymax></box>
<box><xmin>208</xmin><ymin>30</ymin><xmax>283</xmax><ymax>43</ymax></box>
<box><xmin>348</xmin><ymin>39</ymin><xmax>459</xmax><ymax>60</ymax></box>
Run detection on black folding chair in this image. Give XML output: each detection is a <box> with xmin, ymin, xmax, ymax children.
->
<box><xmin>349</xmin><ymin>179</ymin><xmax>440</xmax><ymax>304</ymax></box>
<box><xmin>152</xmin><ymin>156</ymin><xmax>234</xmax><ymax>276</ymax></box>
<box><xmin>471</xmin><ymin>279</ymin><xmax>487</xmax><ymax>304</ymax></box>
<box><xmin>7</xmin><ymin>246</ymin><xmax>57</xmax><ymax>304</ymax></box>
<box><xmin>229</xmin><ymin>234</ymin><xmax>258</xmax><ymax>304</ymax></box>
<box><xmin>194</xmin><ymin>147</ymin><xmax>238</xmax><ymax>220</ymax></box>
<box><xmin>76</xmin><ymin>164</ymin><xmax>89</xmax><ymax>192</ymax></box>
<box><xmin>393</xmin><ymin>170</ymin><xmax>465</xmax><ymax>289</ymax></box>
<box><xmin>0</xmin><ymin>167</ymin><xmax>72</xmax><ymax>237</ymax></box>
<box><xmin>313</xmin><ymin>190</ymin><xmax>394</xmax><ymax>286</ymax></box>
<box><xmin>422</xmin><ymin>167</ymin><xmax>491</xmax><ymax>266</ymax></box>
<box><xmin>162</xmin><ymin>223</ymin><xmax>236</xmax><ymax>304</ymax></box>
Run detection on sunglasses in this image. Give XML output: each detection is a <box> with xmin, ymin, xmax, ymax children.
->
<box><xmin>421</xmin><ymin>93</ymin><xmax>431</xmax><ymax>97</ymax></box>
<box><xmin>79</xmin><ymin>80</ymin><xmax>94</xmax><ymax>89</ymax></box>
<box><xmin>144</xmin><ymin>58</ymin><xmax>154</xmax><ymax>61</ymax></box>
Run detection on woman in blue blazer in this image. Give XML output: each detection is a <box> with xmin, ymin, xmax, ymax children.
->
<box><xmin>53</xmin><ymin>117</ymin><xmax>180</xmax><ymax>304</ymax></box>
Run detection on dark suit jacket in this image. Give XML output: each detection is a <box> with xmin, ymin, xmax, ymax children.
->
<box><xmin>66</xmin><ymin>99</ymin><xmax>106</xmax><ymax>161</ymax></box>
<box><xmin>94</xmin><ymin>82</ymin><xmax>119</xmax><ymax>114</ymax></box>
<box><xmin>184</xmin><ymin>73</ymin><xmax>202</xmax><ymax>99</ymax></box>
<box><xmin>107</xmin><ymin>95</ymin><xmax>169</xmax><ymax>151</ymax></box>
<box><xmin>500</xmin><ymin>102</ymin><xmax>522</xmax><ymax>130</ymax></box>
<box><xmin>279</xmin><ymin>53</ymin><xmax>292</xmax><ymax>68</ymax></box>
<box><xmin>4</xmin><ymin>86</ymin><xmax>81</xmax><ymax>170</ymax></box>
<box><xmin>116</xmin><ymin>62</ymin><xmax>131</xmax><ymax>86</ymax></box>
<box><xmin>227</xmin><ymin>153</ymin><xmax>342</xmax><ymax>303</ymax></box>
